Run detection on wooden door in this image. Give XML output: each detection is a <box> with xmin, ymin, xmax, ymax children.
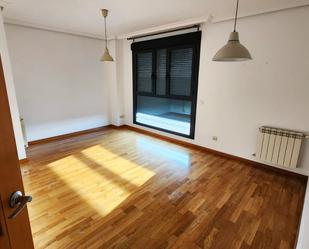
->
<box><xmin>0</xmin><ymin>57</ymin><xmax>34</xmax><ymax>248</ymax></box>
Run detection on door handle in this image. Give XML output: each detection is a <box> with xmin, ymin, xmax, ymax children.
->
<box><xmin>8</xmin><ymin>191</ymin><xmax>32</xmax><ymax>219</ymax></box>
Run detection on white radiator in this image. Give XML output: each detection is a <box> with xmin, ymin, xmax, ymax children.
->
<box><xmin>256</xmin><ymin>126</ymin><xmax>307</xmax><ymax>168</ymax></box>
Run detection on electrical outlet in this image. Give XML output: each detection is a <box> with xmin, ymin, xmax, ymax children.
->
<box><xmin>212</xmin><ymin>136</ymin><xmax>218</xmax><ymax>142</ymax></box>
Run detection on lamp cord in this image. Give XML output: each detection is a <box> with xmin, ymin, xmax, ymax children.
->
<box><xmin>104</xmin><ymin>16</ymin><xmax>107</xmax><ymax>49</ymax></box>
<box><xmin>233</xmin><ymin>0</ymin><xmax>240</xmax><ymax>32</ymax></box>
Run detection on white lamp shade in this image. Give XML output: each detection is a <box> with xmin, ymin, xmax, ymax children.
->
<box><xmin>101</xmin><ymin>47</ymin><xmax>114</xmax><ymax>62</ymax></box>
<box><xmin>213</xmin><ymin>32</ymin><xmax>252</xmax><ymax>62</ymax></box>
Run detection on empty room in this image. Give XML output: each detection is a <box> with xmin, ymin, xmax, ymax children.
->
<box><xmin>0</xmin><ymin>0</ymin><xmax>309</xmax><ymax>249</ymax></box>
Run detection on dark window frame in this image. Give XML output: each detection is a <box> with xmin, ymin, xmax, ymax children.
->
<box><xmin>132</xmin><ymin>31</ymin><xmax>201</xmax><ymax>139</ymax></box>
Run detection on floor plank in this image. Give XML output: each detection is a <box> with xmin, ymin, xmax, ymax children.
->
<box><xmin>21</xmin><ymin>127</ymin><xmax>306</xmax><ymax>249</ymax></box>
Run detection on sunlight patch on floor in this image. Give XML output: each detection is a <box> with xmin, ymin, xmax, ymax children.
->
<box><xmin>81</xmin><ymin>145</ymin><xmax>156</xmax><ymax>187</ymax></box>
<box><xmin>48</xmin><ymin>145</ymin><xmax>155</xmax><ymax>216</ymax></box>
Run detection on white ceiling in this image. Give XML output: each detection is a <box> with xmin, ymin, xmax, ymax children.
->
<box><xmin>2</xmin><ymin>0</ymin><xmax>309</xmax><ymax>39</ymax></box>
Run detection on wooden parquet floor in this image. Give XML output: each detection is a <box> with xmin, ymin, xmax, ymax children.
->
<box><xmin>21</xmin><ymin>127</ymin><xmax>306</xmax><ymax>249</ymax></box>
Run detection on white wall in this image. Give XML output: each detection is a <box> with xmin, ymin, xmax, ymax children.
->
<box><xmin>106</xmin><ymin>39</ymin><xmax>123</xmax><ymax>126</ymax></box>
<box><xmin>0</xmin><ymin>13</ymin><xmax>26</xmax><ymax>159</ymax></box>
<box><xmin>118</xmin><ymin>6</ymin><xmax>309</xmax><ymax>176</ymax></box>
<box><xmin>5</xmin><ymin>24</ymin><xmax>110</xmax><ymax>142</ymax></box>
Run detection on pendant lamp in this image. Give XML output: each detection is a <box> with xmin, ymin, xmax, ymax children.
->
<box><xmin>213</xmin><ymin>0</ymin><xmax>252</xmax><ymax>62</ymax></box>
<box><xmin>101</xmin><ymin>9</ymin><xmax>114</xmax><ymax>62</ymax></box>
